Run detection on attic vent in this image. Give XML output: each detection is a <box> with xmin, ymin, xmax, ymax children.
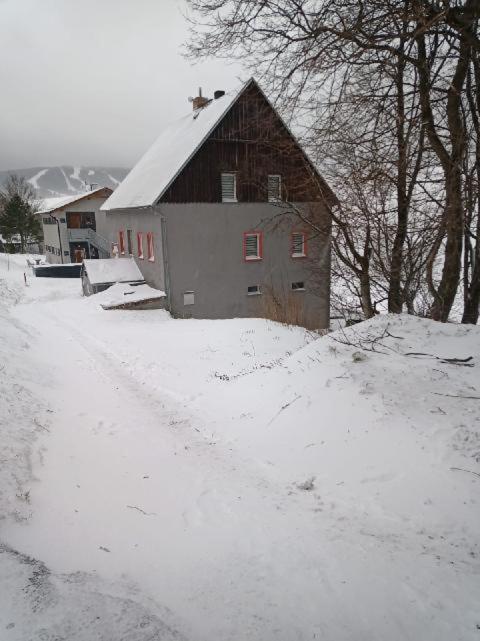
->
<box><xmin>267</xmin><ymin>174</ymin><xmax>281</xmax><ymax>202</ymax></box>
<box><xmin>221</xmin><ymin>173</ymin><xmax>237</xmax><ymax>202</ymax></box>
<box><xmin>214</xmin><ymin>90</ymin><xmax>225</xmax><ymax>99</ymax></box>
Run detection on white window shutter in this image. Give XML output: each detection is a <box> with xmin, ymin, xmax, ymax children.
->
<box><xmin>268</xmin><ymin>175</ymin><xmax>281</xmax><ymax>202</ymax></box>
<box><xmin>292</xmin><ymin>232</ymin><xmax>305</xmax><ymax>256</ymax></box>
<box><xmin>221</xmin><ymin>173</ymin><xmax>237</xmax><ymax>202</ymax></box>
<box><xmin>245</xmin><ymin>233</ymin><xmax>259</xmax><ymax>259</ymax></box>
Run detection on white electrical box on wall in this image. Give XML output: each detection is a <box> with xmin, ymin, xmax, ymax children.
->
<box><xmin>184</xmin><ymin>291</ymin><xmax>195</xmax><ymax>306</ymax></box>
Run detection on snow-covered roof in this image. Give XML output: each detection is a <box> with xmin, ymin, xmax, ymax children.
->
<box><xmin>83</xmin><ymin>258</ymin><xmax>144</xmax><ymax>285</ymax></box>
<box><xmin>37</xmin><ymin>188</ymin><xmax>111</xmax><ymax>214</ymax></box>
<box><xmin>101</xmin><ymin>80</ymin><xmax>254</xmax><ymax>211</ymax></box>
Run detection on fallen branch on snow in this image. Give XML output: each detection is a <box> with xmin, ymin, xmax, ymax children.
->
<box><xmin>126</xmin><ymin>505</ymin><xmax>156</xmax><ymax>516</ymax></box>
<box><xmin>450</xmin><ymin>467</ymin><xmax>480</xmax><ymax>479</ymax></box>
<box><xmin>433</xmin><ymin>393</ymin><xmax>480</xmax><ymax>400</ymax></box>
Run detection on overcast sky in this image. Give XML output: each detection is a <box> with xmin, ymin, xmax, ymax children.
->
<box><xmin>0</xmin><ymin>0</ymin><xmax>243</xmax><ymax>171</ymax></box>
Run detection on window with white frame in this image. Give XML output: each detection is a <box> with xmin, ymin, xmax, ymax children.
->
<box><xmin>267</xmin><ymin>174</ymin><xmax>281</xmax><ymax>202</ymax></box>
<box><xmin>221</xmin><ymin>173</ymin><xmax>237</xmax><ymax>202</ymax></box>
<box><xmin>244</xmin><ymin>232</ymin><xmax>262</xmax><ymax>260</ymax></box>
<box><xmin>291</xmin><ymin>232</ymin><xmax>306</xmax><ymax>257</ymax></box>
<box><xmin>247</xmin><ymin>285</ymin><xmax>261</xmax><ymax>295</ymax></box>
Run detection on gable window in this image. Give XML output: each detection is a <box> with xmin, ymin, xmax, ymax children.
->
<box><xmin>291</xmin><ymin>281</ymin><xmax>305</xmax><ymax>291</ymax></box>
<box><xmin>221</xmin><ymin>173</ymin><xmax>237</xmax><ymax>202</ymax></box>
<box><xmin>267</xmin><ymin>174</ymin><xmax>281</xmax><ymax>202</ymax></box>
<box><xmin>243</xmin><ymin>232</ymin><xmax>263</xmax><ymax>261</ymax></box>
<box><xmin>119</xmin><ymin>230</ymin><xmax>125</xmax><ymax>254</ymax></box>
<box><xmin>247</xmin><ymin>285</ymin><xmax>261</xmax><ymax>295</ymax></box>
<box><xmin>137</xmin><ymin>232</ymin><xmax>144</xmax><ymax>259</ymax></box>
<box><xmin>127</xmin><ymin>229</ymin><xmax>133</xmax><ymax>255</ymax></box>
<box><xmin>291</xmin><ymin>232</ymin><xmax>307</xmax><ymax>258</ymax></box>
<box><xmin>147</xmin><ymin>232</ymin><xmax>155</xmax><ymax>261</ymax></box>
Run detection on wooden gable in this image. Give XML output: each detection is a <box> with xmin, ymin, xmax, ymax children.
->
<box><xmin>160</xmin><ymin>81</ymin><xmax>334</xmax><ymax>205</ymax></box>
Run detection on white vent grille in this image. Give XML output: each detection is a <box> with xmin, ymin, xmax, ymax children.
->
<box><xmin>245</xmin><ymin>233</ymin><xmax>260</xmax><ymax>259</ymax></box>
<box><xmin>221</xmin><ymin>173</ymin><xmax>237</xmax><ymax>202</ymax></box>
<box><xmin>292</xmin><ymin>232</ymin><xmax>305</xmax><ymax>257</ymax></box>
<box><xmin>267</xmin><ymin>174</ymin><xmax>281</xmax><ymax>202</ymax></box>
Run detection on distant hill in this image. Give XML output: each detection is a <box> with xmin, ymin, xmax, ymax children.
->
<box><xmin>0</xmin><ymin>166</ymin><xmax>129</xmax><ymax>199</ymax></box>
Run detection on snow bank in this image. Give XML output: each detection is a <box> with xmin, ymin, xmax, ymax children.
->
<box><xmin>1</xmin><ymin>259</ymin><xmax>479</xmax><ymax>640</ymax></box>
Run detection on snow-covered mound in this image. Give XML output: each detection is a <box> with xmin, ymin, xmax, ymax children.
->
<box><xmin>0</xmin><ymin>259</ymin><xmax>479</xmax><ymax>641</ymax></box>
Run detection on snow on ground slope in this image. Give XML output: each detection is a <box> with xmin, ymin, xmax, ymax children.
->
<box><xmin>0</xmin><ymin>253</ymin><xmax>479</xmax><ymax>640</ymax></box>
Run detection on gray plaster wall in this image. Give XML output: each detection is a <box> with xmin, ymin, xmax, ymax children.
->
<box><xmin>160</xmin><ymin>203</ymin><xmax>330</xmax><ymax>329</ymax></box>
<box><xmin>104</xmin><ymin>207</ymin><xmax>166</xmax><ymax>292</ymax></box>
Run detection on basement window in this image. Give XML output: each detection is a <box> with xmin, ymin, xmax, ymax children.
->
<box><xmin>221</xmin><ymin>173</ymin><xmax>237</xmax><ymax>202</ymax></box>
<box><xmin>267</xmin><ymin>174</ymin><xmax>281</xmax><ymax>202</ymax></box>
<box><xmin>291</xmin><ymin>281</ymin><xmax>305</xmax><ymax>291</ymax></box>
<box><xmin>243</xmin><ymin>232</ymin><xmax>263</xmax><ymax>261</ymax></box>
<box><xmin>291</xmin><ymin>232</ymin><xmax>306</xmax><ymax>258</ymax></box>
<box><xmin>247</xmin><ymin>285</ymin><xmax>261</xmax><ymax>296</ymax></box>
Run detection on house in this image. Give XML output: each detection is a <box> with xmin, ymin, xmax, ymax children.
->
<box><xmin>101</xmin><ymin>79</ymin><xmax>334</xmax><ymax>329</ymax></box>
<box><xmin>37</xmin><ymin>187</ymin><xmax>113</xmax><ymax>264</ymax></box>
<box><xmin>81</xmin><ymin>257</ymin><xmax>144</xmax><ymax>295</ymax></box>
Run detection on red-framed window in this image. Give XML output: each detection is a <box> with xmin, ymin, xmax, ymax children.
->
<box><xmin>137</xmin><ymin>232</ymin><xmax>144</xmax><ymax>259</ymax></box>
<box><xmin>126</xmin><ymin>229</ymin><xmax>133</xmax><ymax>255</ymax></box>
<box><xmin>291</xmin><ymin>231</ymin><xmax>307</xmax><ymax>258</ymax></box>
<box><xmin>147</xmin><ymin>232</ymin><xmax>155</xmax><ymax>261</ymax></box>
<box><xmin>243</xmin><ymin>231</ymin><xmax>263</xmax><ymax>261</ymax></box>
<box><xmin>119</xmin><ymin>230</ymin><xmax>125</xmax><ymax>254</ymax></box>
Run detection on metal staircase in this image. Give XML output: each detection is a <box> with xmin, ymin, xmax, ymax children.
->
<box><xmin>68</xmin><ymin>228</ymin><xmax>111</xmax><ymax>258</ymax></box>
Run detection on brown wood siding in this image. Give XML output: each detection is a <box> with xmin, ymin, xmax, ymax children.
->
<box><xmin>160</xmin><ymin>84</ymin><xmax>331</xmax><ymax>204</ymax></box>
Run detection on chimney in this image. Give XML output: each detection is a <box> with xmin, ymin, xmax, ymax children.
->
<box><xmin>214</xmin><ymin>90</ymin><xmax>225</xmax><ymax>100</ymax></box>
<box><xmin>192</xmin><ymin>87</ymin><xmax>210</xmax><ymax>111</ymax></box>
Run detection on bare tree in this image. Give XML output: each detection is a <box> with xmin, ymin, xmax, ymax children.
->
<box><xmin>185</xmin><ymin>0</ymin><xmax>480</xmax><ymax>322</ymax></box>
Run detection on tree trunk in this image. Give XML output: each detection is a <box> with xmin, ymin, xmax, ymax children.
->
<box><xmin>388</xmin><ymin>33</ymin><xmax>408</xmax><ymax>314</ymax></box>
<box><xmin>416</xmin><ymin>29</ymin><xmax>470</xmax><ymax>321</ymax></box>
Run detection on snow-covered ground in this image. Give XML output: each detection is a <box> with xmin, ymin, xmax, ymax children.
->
<box><xmin>1</xmin><ymin>254</ymin><xmax>479</xmax><ymax>641</ymax></box>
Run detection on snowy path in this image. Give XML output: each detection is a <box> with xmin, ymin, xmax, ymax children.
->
<box><xmin>1</xmin><ymin>260</ymin><xmax>479</xmax><ymax>640</ymax></box>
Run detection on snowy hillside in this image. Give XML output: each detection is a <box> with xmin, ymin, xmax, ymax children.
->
<box><xmin>0</xmin><ymin>166</ymin><xmax>128</xmax><ymax>198</ymax></box>
<box><xmin>0</xmin><ymin>254</ymin><xmax>479</xmax><ymax>640</ymax></box>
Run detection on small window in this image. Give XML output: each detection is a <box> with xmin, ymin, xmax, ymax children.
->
<box><xmin>247</xmin><ymin>285</ymin><xmax>261</xmax><ymax>296</ymax></box>
<box><xmin>268</xmin><ymin>175</ymin><xmax>281</xmax><ymax>202</ymax></box>
<box><xmin>137</xmin><ymin>232</ymin><xmax>144</xmax><ymax>259</ymax></box>
<box><xmin>292</xmin><ymin>232</ymin><xmax>306</xmax><ymax>258</ymax></box>
<box><xmin>184</xmin><ymin>291</ymin><xmax>195</xmax><ymax>306</ymax></box>
<box><xmin>221</xmin><ymin>173</ymin><xmax>237</xmax><ymax>202</ymax></box>
<box><xmin>147</xmin><ymin>232</ymin><xmax>154</xmax><ymax>261</ymax></box>
<box><xmin>64</xmin><ymin>250</ymin><xmax>69</xmax><ymax>256</ymax></box>
<box><xmin>244</xmin><ymin>232</ymin><xmax>262</xmax><ymax>261</ymax></box>
<box><xmin>60</xmin><ymin>218</ymin><xmax>66</xmax><ymax>223</ymax></box>
<box><xmin>291</xmin><ymin>281</ymin><xmax>305</xmax><ymax>291</ymax></box>
<box><xmin>119</xmin><ymin>230</ymin><xmax>125</xmax><ymax>254</ymax></box>
<box><xmin>127</xmin><ymin>229</ymin><xmax>133</xmax><ymax>255</ymax></box>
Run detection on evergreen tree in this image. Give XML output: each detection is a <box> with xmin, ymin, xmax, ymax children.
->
<box><xmin>0</xmin><ymin>175</ymin><xmax>42</xmax><ymax>253</ymax></box>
